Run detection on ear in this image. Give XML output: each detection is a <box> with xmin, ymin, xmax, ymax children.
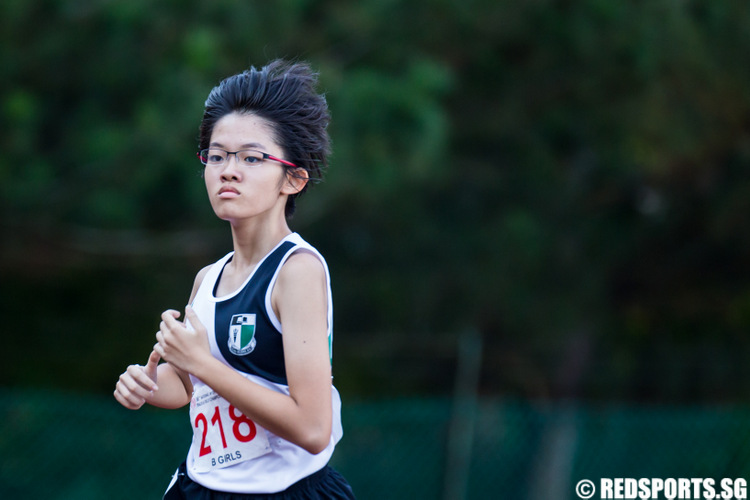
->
<box><xmin>281</xmin><ymin>167</ymin><xmax>309</xmax><ymax>195</ymax></box>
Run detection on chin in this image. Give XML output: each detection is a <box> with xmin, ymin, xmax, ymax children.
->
<box><xmin>211</xmin><ymin>208</ymin><xmax>239</xmax><ymax>222</ymax></box>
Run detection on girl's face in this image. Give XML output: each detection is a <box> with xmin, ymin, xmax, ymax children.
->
<box><xmin>204</xmin><ymin>112</ymin><xmax>296</xmax><ymax>224</ymax></box>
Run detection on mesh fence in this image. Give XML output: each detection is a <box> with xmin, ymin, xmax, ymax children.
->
<box><xmin>2</xmin><ymin>389</ymin><xmax>750</xmax><ymax>499</ymax></box>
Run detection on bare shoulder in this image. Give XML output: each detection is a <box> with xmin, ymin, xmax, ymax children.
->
<box><xmin>282</xmin><ymin>250</ymin><xmax>325</xmax><ymax>277</ymax></box>
<box><xmin>194</xmin><ymin>264</ymin><xmax>212</xmax><ymax>285</ymax></box>
<box><xmin>275</xmin><ymin>250</ymin><xmax>327</xmax><ymax>298</ymax></box>
<box><xmin>274</xmin><ymin>250</ymin><xmax>329</xmax><ymax>340</ymax></box>
<box><xmin>188</xmin><ymin>264</ymin><xmax>213</xmax><ymax>304</ymax></box>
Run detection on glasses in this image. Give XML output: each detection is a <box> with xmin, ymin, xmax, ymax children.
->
<box><xmin>197</xmin><ymin>148</ymin><xmax>296</xmax><ymax>168</ymax></box>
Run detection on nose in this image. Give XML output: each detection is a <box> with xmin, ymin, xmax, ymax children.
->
<box><xmin>220</xmin><ymin>154</ymin><xmax>242</xmax><ymax>181</ymax></box>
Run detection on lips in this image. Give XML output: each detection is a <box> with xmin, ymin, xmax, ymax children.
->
<box><xmin>218</xmin><ymin>186</ymin><xmax>240</xmax><ymax>198</ymax></box>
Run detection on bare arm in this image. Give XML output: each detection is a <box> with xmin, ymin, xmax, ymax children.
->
<box><xmin>114</xmin><ymin>265</ymin><xmax>210</xmax><ymax>410</ymax></box>
<box><xmin>114</xmin><ymin>350</ymin><xmax>191</xmax><ymax>410</ymax></box>
<box><xmin>156</xmin><ymin>252</ymin><xmax>333</xmax><ymax>454</ymax></box>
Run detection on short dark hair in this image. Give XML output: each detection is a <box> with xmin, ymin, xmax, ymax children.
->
<box><xmin>199</xmin><ymin>60</ymin><xmax>331</xmax><ymax>217</ymax></box>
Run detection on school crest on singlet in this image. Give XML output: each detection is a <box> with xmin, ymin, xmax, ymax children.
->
<box><xmin>228</xmin><ymin>314</ymin><xmax>257</xmax><ymax>355</ymax></box>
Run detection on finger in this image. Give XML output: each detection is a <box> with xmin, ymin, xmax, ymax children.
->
<box><xmin>125</xmin><ymin>364</ymin><xmax>158</xmax><ymax>393</ymax></box>
<box><xmin>160</xmin><ymin>318</ymin><xmax>181</xmax><ymax>339</ymax></box>
<box><xmin>153</xmin><ymin>342</ymin><xmax>166</xmax><ymax>359</ymax></box>
<box><xmin>146</xmin><ymin>348</ymin><xmax>161</xmax><ymax>368</ymax></box>
<box><xmin>162</xmin><ymin>309</ymin><xmax>182</xmax><ymax>326</ymax></box>
<box><xmin>114</xmin><ymin>388</ymin><xmax>139</xmax><ymax>409</ymax></box>
<box><xmin>184</xmin><ymin>306</ymin><xmax>202</xmax><ymax>333</ymax></box>
<box><xmin>155</xmin><ymin>331</ymin><xmax>168</xmax><ymax>356</ymax></box>
<box><xmin>115</xmin><ymin>380</ymin><xmax>144</xmax><ymax>406</ymax></box>
<box><xmin>144</xmin><ymin>350</ymin><xmax>161</xmax><ymax>391</ymax></box>
<box><xmin>114</xmin><ymin>380</ymin><xmax>145</xmax><ymax>409</ymax></box>
<box><xmin>116</xmin><ymin>390</ymin><xmax>144</xmax><ymax>410</ymax></box>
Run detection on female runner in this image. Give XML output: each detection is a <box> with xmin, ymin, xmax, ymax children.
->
<box><xmin>114</xmin><ymin>60</ymin><xmax>355</xmax><ymax>499</ymax></box>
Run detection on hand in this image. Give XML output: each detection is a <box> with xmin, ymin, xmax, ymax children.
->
<box><xmin>154</xmin><ymin>306</ymin><xmax>210</xmax><ymax>375</ymax></box>
<box><xmin>114</xmin><ymin>350</ymin><xmax>160</xmax><ymax>410</ymax></box>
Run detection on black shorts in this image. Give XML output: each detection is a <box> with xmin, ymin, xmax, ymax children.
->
<box><xmin>163</xmin><ymin>462</ymin><xmax>355</xmax><ymax>500</ymax></box>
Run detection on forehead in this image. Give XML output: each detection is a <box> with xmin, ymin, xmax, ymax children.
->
<box><xmin>210</xmin><ymin>112</ymin><xmax>278</xmax><ymax>149</ymax></box>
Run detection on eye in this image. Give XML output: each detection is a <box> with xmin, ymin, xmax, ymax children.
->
<box><xmin>240</xmin><ymin>151</ymin><xmax>265</xmax><ymax>165</ymax></box>
<box><xmin>204</xmin><ymin>149</ymin><xmax>227</xmax><ymax>164</ymax></box>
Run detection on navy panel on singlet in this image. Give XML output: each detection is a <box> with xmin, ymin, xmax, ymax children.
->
<box><xmin>213</xmin><ymin>241</ymin><xmax>295</xmax><ymax>385</ymax></box>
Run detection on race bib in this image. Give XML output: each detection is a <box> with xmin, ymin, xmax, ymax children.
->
<box><xmin>189</xmin><ymin>385</ymin><xmax>272</xmax><ymax>472</ymax></box>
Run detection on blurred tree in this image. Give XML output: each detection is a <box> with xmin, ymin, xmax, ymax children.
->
<box><xmin>1</xmin><ymin>0</ymin><xmax>749</xmax><ymax>402</ymax></box>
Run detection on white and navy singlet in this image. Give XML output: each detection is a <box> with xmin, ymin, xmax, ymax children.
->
<box><xmin>184</xmin><ymin>233</ymin><xmax>343</xmax><ymax>494</ymax></box>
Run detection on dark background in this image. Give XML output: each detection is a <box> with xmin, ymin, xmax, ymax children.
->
<box><xmin>2</xmin><ymin>0</ymin><xmax>750</xmax><ymax>405</ymax></box>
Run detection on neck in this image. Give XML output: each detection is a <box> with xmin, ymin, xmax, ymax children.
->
<box><xmin>227</xmin><ymin>218</ymin><xmax>292</xmax><ymax>269</ymax></box>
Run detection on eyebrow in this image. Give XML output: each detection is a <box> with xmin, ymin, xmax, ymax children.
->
<box><xmin>209</xmin><ymin>142</ymin><xmax>268</xmax><ymax>151</ymax></box>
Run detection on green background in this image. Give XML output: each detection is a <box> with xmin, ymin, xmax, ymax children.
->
<box><xmin>2</xmin><ymin>0</ymin><xmax>750</xmax><ymax>498</ymax></box>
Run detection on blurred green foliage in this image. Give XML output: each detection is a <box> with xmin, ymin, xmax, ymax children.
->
<box><xmin>1</xmin><ymin>0</ymin><xmax>750</xmax><ymax>403</ymax></box>
<box><xmin>4</xmin><ymin>390</ymin><xmax>750</xmax><ymax>499</ymax></box>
